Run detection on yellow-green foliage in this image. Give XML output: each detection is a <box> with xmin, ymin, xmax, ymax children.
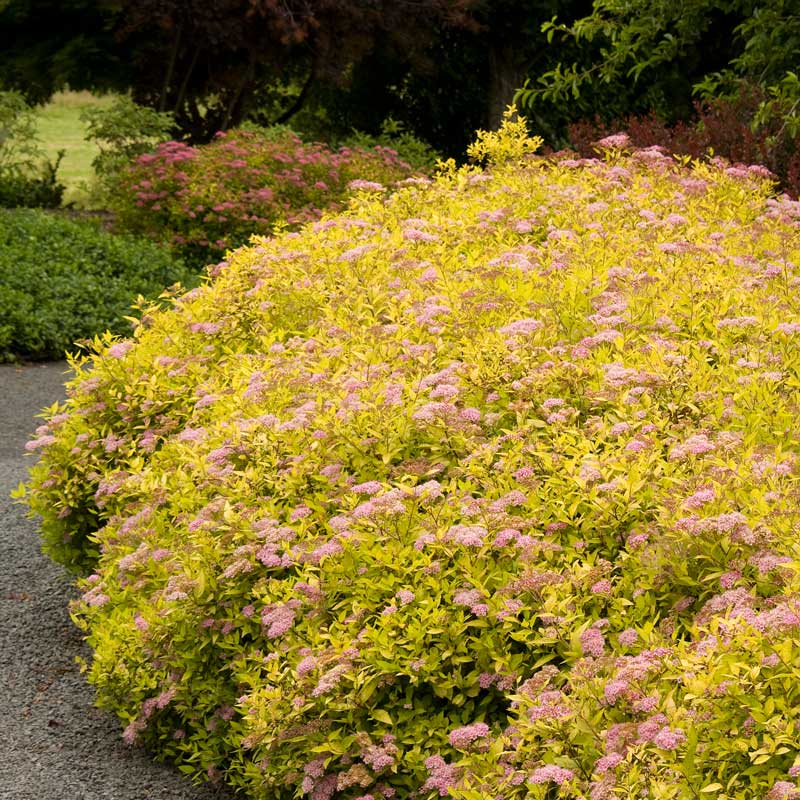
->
<box><xmin>22</xmin><ymin>115</ymin><xmax>800</xmax><ymax>799</ymax></box>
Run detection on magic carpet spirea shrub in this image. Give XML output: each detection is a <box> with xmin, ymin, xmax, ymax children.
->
<box><xmin>112</xmin><ymin>129</ymin><xmax>419</xmax><ymax>264</ymax></box>
<box><xmin>21</xmin><ymin>112</ymin><xmax>800</xmax><ymax>799</ymax></box>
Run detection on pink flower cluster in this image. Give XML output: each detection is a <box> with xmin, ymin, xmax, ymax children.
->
<box><xmin>115</xmin><ymin>130</ymin><xmax>417</xmax><ymax>258</ymax></box>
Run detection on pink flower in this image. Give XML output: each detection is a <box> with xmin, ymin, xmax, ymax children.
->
<box><xmin>717</xmin><ymin>315</ymin><xmax>759</xmax><ymax>330</ymax></box>
<box><xmin>362</xmin><ymin>743</ymin><xmax>396</xmax><ymax>772</ymax></box>
<box><xmin>403</xmin><ymin>228</ymin><xmax>438</xmax><ymax>242</ymax></box>
<box><xmin>633</xmin><ymin>695</ymin><xmax>659</xmax><ymax>713</ymax></box>
<box><xmin>454</xmin><ymin>589</ymin><xmax>482</xmax><ymax>607</ymax></box>
<box><xmin>603</xmin><ymin>679</ymin><xmax>629</xmax><ymax>704</ymax></box>
<box><xmin>579</xmin><ymin>463</ymin><xmax>603</xmax><ymax>484</ymax></box>
<box><xmin>397</xmin><ymin>589</ymin><xmax>415</xmax><ymax>605</ymax></box>
<box><xmin>306</xmin><ymin>540</ymin><xmax>343</xmax><ymax>564</ymax></box>
<box><xmin>297</xmin><ymin>656</ymin><xmax>317</xmax><ymax>677</ymax></box>
<box><xmin>499</xmin><ymin>318</ymin><xmax>543</xmax><ymax>337</ymax></box>
<box><xmin>25</xmin><ymin>435</ymin><xmax>56</xmax><ymax>452</ymax></box>
<box><xmin>526</xmin><ymin>690</ymin><xmax>572</xmax><ymax>720</ymax></box>
<box><xmin>261</xmin><ymin>604</ymin><xmax>296</xmax><ymax>638</ymax></box>
<box><xmin>651</xmin><ymin>726</ymin><xmax>686</xmax><ymax>751</ymax></box>
<box><xmin>348</xmin><ymin>179</ymin><xmax>385</xmax><ymax>192</ymax></box>
<box><xmin>767</xmin><ymin>782</ymin><xmax>800</xmax><ymax>800</ymax></box>
<box><xmin>594</xmin><ymin>753</ymin><xmax>623</xmax><ymax>774</ymax></box>
<box><xmin>352</xmin><ymin>480</ymin><xmax>383</xmax><ymax>495</ymax></box>
<box><xmin>448</xmin><ymin>722</ymin><xmax>490</xmax><ymax>749</ymax></box>
<box><xmin>340</xmin><ymin>244</ymin><xmax>374</xmax><ymax>262</ymax></box>
<box><xmin>529</xmin><ymin>765</ymin><xmax>575</xmax><ymax>785</ymax></box>
<box><xmin>447</xmin><ymin>524</ymin><xmax>487</xmax><ymax>547</ymax></box>
<box><xmin>669</xmin><ymin>433</ymin><xmax>715</xmax><ymax>460</ymax></box>
<box><xmin>618</xmin><ymin>628</ymin><xmax>638</xmax><ymax>646</ymax></box>
<box><xmin>423</xmin><ymin>756</ymin><xmax>460</xmax><ymax>796</ymax></box>
<box><xmin>580</xmin><ymin>627</ymin><xmax>605</xmax><ymax>658</ymax></box>
<box><xmin>122</xmin><ymin>720</ymin><xmax>144</xmax><ymax>744</ymax></box>
<box><xmin>478</xmin><ymin>672</ymin><xmax>496</xmax><ymax>688</ymax></box>
<box><xmin>311</xmin><ymin>665</ymin><xmax>347</xmax><ymax>698</ymax></box>
<box><xmin>414</xmin><ymin>533</ymin><xmax>436</xmax><ymax>550</ymax></box>
<box><xmin>107</xmin><ymin>341</ymin><xmax>133</xmax><ymax>359</ymax></box>
<box><xmin>683</xmin><ymin>485</ymin><xmax>716</xmax><ymax>508</ymax></box>
<box><xmin>625</xmin><ymin>439</ymin><xmax>649</xmax><ymax>453</ymax></box>
<box><xmin>189</xmin><ymin>321</ymin><xmax>223</xmax><ymax>335</ymax></box>
<box><xmin>460</xmin><ymin>407</ymin><xmax>481</xmax><ymax>422</ymax></box>
<box><xmin>594</xmin><ymin>133</ymin><xmax>631</xmax><ymax>149</ymax></box>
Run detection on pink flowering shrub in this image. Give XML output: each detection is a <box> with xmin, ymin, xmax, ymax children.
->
<box><xmin>567</xmin><ymin>85</ymin><xmax>800</xmax><ymax>197</ymax></box>
<box><xmin>21</xmin><ymin>111</ymin><xmax>800</xmax><ymax>799</ymax></box>
<box><xmin>113</xmin><ymin>129</ymin><xmax>419</xmax><ymax>262</ymax></box>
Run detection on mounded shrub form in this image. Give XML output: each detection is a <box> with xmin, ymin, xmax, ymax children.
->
<box><xmin>23</xmin><ymin>118</ymin><xmax>800</xmax><ymax>799</ymax></box>
<box><xmin>113</xmin><ymin>129</ymin><xmax>420</xmax><ymax>264</ymax></box>
<box><xmin>0</xmin><ymin>209</ymin><xmax>192</xmax><ymax>361</ymax></box>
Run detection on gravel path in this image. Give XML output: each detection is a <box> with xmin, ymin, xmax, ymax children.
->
<box><xmin>0</xmin><ymin>362</ymin><xmax>234</xmax><ymax>800</ymax></box>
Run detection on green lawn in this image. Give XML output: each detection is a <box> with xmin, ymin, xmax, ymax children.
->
<box><xmin>35</xmin><ymin>90</ymin><xmax>117</xmax><ymax>207</ymax></box>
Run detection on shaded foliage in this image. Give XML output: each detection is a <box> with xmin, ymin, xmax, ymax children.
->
<box><xmin>0</xmin><ymin>0</ymin><xmax>476</xmax><ymax>141</ymax></box>
<box><xmin>519</xmin><ymin>0</ymin><xmax>800</xmax><ymax>137</ymax></box>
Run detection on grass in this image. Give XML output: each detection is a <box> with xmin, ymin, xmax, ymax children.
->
<box><xmin>34</xmin><ymin>90</ymin><xmax>117</xmax><ymax>207</ymax></box>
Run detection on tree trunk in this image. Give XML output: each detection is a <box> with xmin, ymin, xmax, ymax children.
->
<box><xmin>274</xmin><ymin>62</ymin><xmax>316</xmax><ymax>125</ymax></box>
<box><xmin>220</xmin><ymin>60</ymin><xmax>255</xmax><ymax>132</ymax></box>
<box><xmin>173</xmin><ymin>47</ymin><xmax>200</xmax><ymax>118</ymax></box>
<box><xmin>159</xmin><ymin>22</ymin><xmax>182</xmax><ymax>112</ymax></box>
<box><xmin>487</xmin><ymin>42</ymin><xmax>527</xmax><ymax>129</ymax></box>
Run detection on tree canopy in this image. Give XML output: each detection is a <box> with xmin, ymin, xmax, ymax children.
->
<box><xmin>518</xmin><ymin>0</ymin><xmax>800</xmax><ymax>135</ymax></box>
<box><xmin>0</xmin><ymin>0</ymin><xmax>476</xmax><ymax>140</ymax></box>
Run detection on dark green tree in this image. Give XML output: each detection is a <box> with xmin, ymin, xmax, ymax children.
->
<box><xmin>298</xmin><ymin>0</ymin><xmax>599</xmax><ymax>156</ymax></box>
<box><xmin>518</xmin><ymin>0</ymin><xmax>800</xmax><ymax>134</ymax></box>
<box><xmin>0</xmin><ymin>0</ymin><xmax>127</xmax><ymax>104</ymax></box>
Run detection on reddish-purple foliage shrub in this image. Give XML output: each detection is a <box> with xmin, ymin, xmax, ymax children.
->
<box><xmin>568</xmin><ymin>85</ymin><xmax>800</xmax><ymax>196</ymax></box>
<box><xmin>113</xmin><ymin>129</ymin><xmax>420</xmax><ymax>262</ymax></box>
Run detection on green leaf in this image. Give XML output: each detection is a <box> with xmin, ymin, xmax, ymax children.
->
<box><xmin>372</xmin><ymin>709</ymin><xmax>393</xmax><ymax>725</ymax></box>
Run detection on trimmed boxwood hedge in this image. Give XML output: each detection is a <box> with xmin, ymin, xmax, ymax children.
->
<box><xmin>0</xmin><ymin>208</ymin><xmax>194</xmax><ymax>361</ymax></box>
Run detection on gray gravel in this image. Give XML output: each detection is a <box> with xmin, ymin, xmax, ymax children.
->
<box><xmin>0</xmin><ymin>362</ymin><xmax>235</xmax><ymax>800</ymax></box>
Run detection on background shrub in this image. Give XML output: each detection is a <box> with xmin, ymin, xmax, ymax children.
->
<box><xmin>0</xmin><ymin>89</ymin><xmax>43</xmax><ymax>173</ymax></box>
<box><xmin>0</xmin><ymin>153</ymin><xmax>65</xmax><ymax>208</ymax></box>
<box><xmin>338</xmin><ymin>119</ymin><xmax>441</xmax><ymax>172</ymax></box>
<box><xmin>567</xmin><ymin>85</ymin><xmax>800</xmax><ymax>196</ymax></box>
<box><xmin>80</xmin><ymin>96</ymin><xmax>175</xmax><ymax>204</ymax></box>
<box><xmin>111</xmin><ymin>128</ymin><xmax>421</xmax><ymax>265</ymax></box>
<box><xmin>0</xmin><ymin>208</ymin><xmax>192</xmax><ymax>361</ymax></box>
<box><xmin>22</xmin><ymin>117</ymin><xmax>800</xmax><ymax>799</ymax></box>
<box><xmin>0</xmin><ymin>89</ymin><xmax>65</xmax><ymax>207</ymax></box>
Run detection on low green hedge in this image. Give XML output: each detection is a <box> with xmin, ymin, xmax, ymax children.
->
<box><xmin>0</xmin><ymin>167</ymin><xmax>64</xmax><ymax>209</ymax></box>
<box><xmin>0</xmin><ymin>209</ymin><xmax>193</xmax><ymax>361</ymax></box>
